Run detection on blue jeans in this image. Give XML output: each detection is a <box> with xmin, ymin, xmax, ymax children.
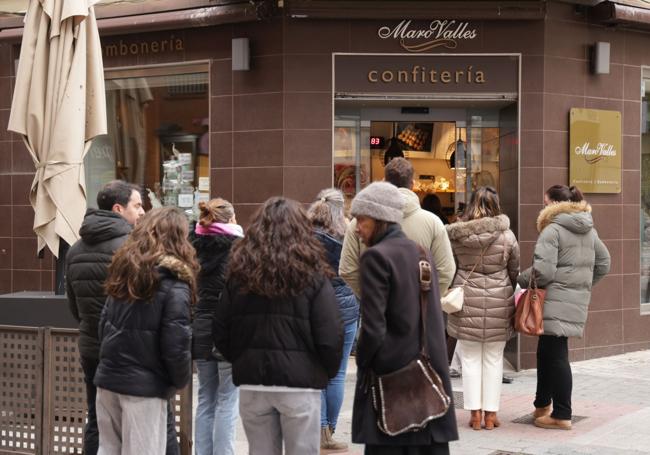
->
<box><xmin>194</xmin><ymin>360</ymin><xmax>239</xmax><ymax>455</ymax></box>
<box><xmin>321</xmin><ymin>321</ymin><xmax>357</xmax><ymax>430</ymax></box>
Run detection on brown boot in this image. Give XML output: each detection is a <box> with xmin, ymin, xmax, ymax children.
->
<box><xmin>320</xmin><ymin>426</ymin><xmax>347</xmax><ymax>452</ymax></box>
<box><xmin>533</xmin><ymin>404</ymin><xmax>552</xmax><ymax>418</ymax></box>
<box><xmin>483</xmin><ymin>411</ymin><xmax>501</xmax><ymax>430</ymax></box>
<box><xmin>469</xmin><ymin>410</ymin><xmax>482</xmax><ymax>430</ymax></box>
<box><xmin>534</xmin><ymin>415</ymin><xmax>572</xmax><ymax>430</ymax></box>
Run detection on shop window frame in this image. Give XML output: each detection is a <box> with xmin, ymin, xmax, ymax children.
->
<box><xmin>640</xmin><ymin>67</ymin><xmax>650</xmax><ymax>315</ymax></box>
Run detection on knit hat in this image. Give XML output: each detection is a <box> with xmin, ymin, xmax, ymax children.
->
<box><xmin>351</xmin><ymin>182</ymin><xmax>404</xmax><ymax>223</ymax></box>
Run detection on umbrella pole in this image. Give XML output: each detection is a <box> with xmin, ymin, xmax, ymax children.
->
<box><xmin>55</xmin><ymin>241</ymin><xmax>70</xmax><ymax>295</ymax></box>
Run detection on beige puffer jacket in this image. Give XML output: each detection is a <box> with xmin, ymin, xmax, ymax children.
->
<box><xmin>446</xmin><ymin>214</ymin><xmax>519</xmax><ymax>342</ymax></box>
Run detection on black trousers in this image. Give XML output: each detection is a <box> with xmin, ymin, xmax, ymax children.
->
<box><xmin>534</xmin><ymin>335</ymin><xmax>572</xmax><ymax>420</ymax></box>
<box><xmin>80</xmin><ymin>357</ymin><xmax>99</xmax><ymax>455</ymax></box>
<box><xmin>80</xmin><ymin>356</ymin><xmax>180</xmax><ymax>455</ymax></box>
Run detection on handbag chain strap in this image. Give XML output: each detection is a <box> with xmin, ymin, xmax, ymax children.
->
<box><xmin>416</xmin><ymin>245</ymin><xmax>432</xmax><ymax>358</ymax></box>
<box><xmin>458</xmin><ymin>246</ymin><xmax>488</xmax><ymax>288</ymax></box>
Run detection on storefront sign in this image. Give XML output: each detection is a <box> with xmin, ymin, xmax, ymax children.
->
<box><xmin>569</xmin><ymin>108</ymin><xmax>621</xmax><ymax>193</ymax></box>
<box><xmin>103</xmin><ymin>35</ymin><xmax>184</xmax><ymax>58</ymax></box>
<box><xmin>335</xmin><ymin>55</ymin><xmax>518</xmax><ymax>94</ymax></box>
<box><xmin>378</xmin><ymin>20</ymin><xmax>478</xmax><ymax>52</ymax></box>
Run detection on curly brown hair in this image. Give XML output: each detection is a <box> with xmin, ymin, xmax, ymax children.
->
<box><xmin>227</xmin><ymin>197</ymin><xmax>332</xmax><ymax>297</ymax></box>
<box><xmin>105</xmin><ymin>207</ymin><xmax>199</xmax><ymax>303</ymax></box>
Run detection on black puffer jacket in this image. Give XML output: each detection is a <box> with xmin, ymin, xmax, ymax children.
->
<box><xmin>65</xmin><ymin>209</ymin><xmax>131</xmax><ymax>359</ymax></box>
<box><xmin>94</xmin><ymin>256</ymin><xmax>193</xmax><ymax>399</ymax></box>
<box><xmin>190</xmin><ymin>231</ymin><xmax>238</xmax><ymax>360</ymax></box>
<box><xmin>213</xmin><ymin>277</ymin><xmax>343</xmax><ymax>389</ymax></box>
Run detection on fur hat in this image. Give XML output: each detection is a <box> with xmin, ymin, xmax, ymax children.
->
<box><xmin>351</xmin><ymin>182</ymin><xmax>404</xmax><ymax>223</ymax></box>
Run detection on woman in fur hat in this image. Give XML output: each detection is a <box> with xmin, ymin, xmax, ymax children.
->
<box><xmin>350</xmin><ymin>182</ymin><xmax>458</xmax><ymax>455</ymax></box>
<box><xmin>446</xmin><ymin>186</ymin><xmax>520</xmax><ymax>431</ymax></box>
<box><xmin>518</xmin><ymin>185</ymin><xmax>610</xmax><ymax>430</ymax></box>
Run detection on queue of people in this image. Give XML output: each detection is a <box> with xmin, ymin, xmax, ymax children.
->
<box><xmin>65</xmin><ymin>170</ymin><xmax>610</xmax><ymax>455</ymax></box>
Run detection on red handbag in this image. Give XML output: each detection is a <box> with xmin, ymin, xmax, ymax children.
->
<box><xmin>514</xmin><ymin>270</ymin><xmax>545</xmax><ymax>336</ymax></box>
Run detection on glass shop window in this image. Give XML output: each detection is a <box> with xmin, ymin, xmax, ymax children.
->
<box><xmin>641</xmin><ymin>68</ymin><xmax>650</xmax><ymax>312</ymax></box>
<box><xmin>85</xmin><ymin>64</ymin><xmax>210</xmax><ymax>217</ymax></box>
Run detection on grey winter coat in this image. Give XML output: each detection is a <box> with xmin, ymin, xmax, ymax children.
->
<box><xmin>517</xmin><ymin>201</ymin><xmax>611</xmax><ymax>338</ymax></box>
<box><xmin>446</xmin><ymin>215</ymin><xmax>520</xmax><ymax>342</ymax></box>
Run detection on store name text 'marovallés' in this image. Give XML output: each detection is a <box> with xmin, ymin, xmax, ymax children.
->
<box><xmin>103</xmin><ymin>35</ymin><xmax>184</xmax><ymax>57</ymax></box>
<box><xmin>378</xmin><ymin>19</ymin><xmax>478</xmax><ymax>52</ymax></box>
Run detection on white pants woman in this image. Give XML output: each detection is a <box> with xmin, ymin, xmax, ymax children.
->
<box><xmin>458</xmin><ymin>340</ymin><xmax>506</xmax><ymax>415</ymax></box>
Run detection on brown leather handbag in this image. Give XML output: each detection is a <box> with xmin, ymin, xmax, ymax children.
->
<box><xmin>514</xmin><ymin>270</ymin><xmax>545</xmax><ymax>336</ymax></box>
<box><xmin>370</xmin><ymin>246</ymin><xmax>451</xmax><ymax>436</ymax></box>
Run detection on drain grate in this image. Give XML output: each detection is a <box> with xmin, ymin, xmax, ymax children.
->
<box><xmin>512</xmin><ymin>413</ymin><xmax>587</xmax><ymax>425</ymax></box>
<box><xmin>489</xmin><ymin>451</ymin><xmax>535</xmax><ymax>455</ymax></box>
<box><xmin>452</xmin><ymin>390</ymin><xmax>463</xmax><ymax>409</ymax></box>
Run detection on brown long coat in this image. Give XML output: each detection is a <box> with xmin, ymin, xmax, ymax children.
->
<box><xmin>446</xmin><ymin>215</ymin><xmax>520</xmax><ymax>342</ymax></box>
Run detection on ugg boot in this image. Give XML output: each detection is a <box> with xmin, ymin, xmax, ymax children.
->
<box><xmin>533</xmin><ymin>404</ymin><xmax>552</xmax><ymax>418</ymax></box>
<box><xmin>469</xmin><ymin>410</ymin><xmax>482</xmax><ymax>430</ymax></box>
<box><xmin>320</xmin><ymin>426</ymin><xmax>347</xmax><ymax>452</ymax></box>
<box><xmin>483</xmin><ymin>411</ymin><xmax>501</xmax><ymax>430</ymax></box>
<box><xmin>534</xmin><ymin>415</ymin><xmax>572</xmax><ymax>430</ymax></box>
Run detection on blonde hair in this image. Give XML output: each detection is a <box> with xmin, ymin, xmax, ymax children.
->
<box><xmin>307</xmin><ymin>188</ymin><xmax>347</xmax><ymax>239</ymax></box>
<box><xmin>198</xmin><ymin>198</ymin><xmax>234</xmax><ymax>226</ymax></box>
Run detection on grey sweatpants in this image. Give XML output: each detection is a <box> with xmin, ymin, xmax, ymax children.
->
<box><xmin>239</xmin><ymin>389</ymin><xmax>320</xmax><ymax>455</ymax></box>
<box><xmin>96</xmin><ymin>387</ymin><xmax>167</xmax><ymax>455</ymax></box>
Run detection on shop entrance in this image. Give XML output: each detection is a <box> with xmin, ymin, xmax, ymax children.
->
<box><xmin>333</xmin><ymin>96</ymin><xmax>520</xmax><ymax>369</ymax></box>
<box><xmin>334</xmin><ymin>98</ymin><xmax>519</xmax><ymax>234</ymax></box>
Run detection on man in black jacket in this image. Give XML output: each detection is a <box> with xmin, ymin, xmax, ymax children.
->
<box><xmin>65</xmin><ymin>180</ymin><xmax>144</xmax><ymax>455</ymax></box>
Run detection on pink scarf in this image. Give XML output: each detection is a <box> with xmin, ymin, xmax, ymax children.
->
<box><xmin>195</xmin><ymin>222</ymin><xmax>244</xmax><ymax>238</ymax></box>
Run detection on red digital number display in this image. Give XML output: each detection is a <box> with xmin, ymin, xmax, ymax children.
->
<box><xmin>370</xmin><ymin>136</ymin><xmax>384</xmax><ymax>148</ymax></box>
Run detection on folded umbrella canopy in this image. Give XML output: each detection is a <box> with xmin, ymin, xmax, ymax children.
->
<box><xmin>8</xmin><ymin>0</ymin><xmax>106</xmax><ymax>257</ymax></box>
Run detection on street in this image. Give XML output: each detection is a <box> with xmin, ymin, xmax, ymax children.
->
<box><xmin>194</xmin><ymin>349</ymin><xmax>650</xmax><ymax>454</ymax></box>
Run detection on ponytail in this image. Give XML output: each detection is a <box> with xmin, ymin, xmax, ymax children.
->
<box><xmin>545</xmin><ymin>184</ymin><xmax>584</xmax><ymax>203</ymax></box>
<box><xmin>568</xmin><ymin>186</ymin><xmax>584</xmax><ymax>202</ymax></box>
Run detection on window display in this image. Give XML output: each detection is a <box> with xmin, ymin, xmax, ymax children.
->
<box><xmin>85</xmin><ymin>65</ymin><xmax>209</xmax><ymax>218</ymax></box>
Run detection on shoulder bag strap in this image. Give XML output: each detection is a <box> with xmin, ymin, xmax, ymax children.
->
<box><xmin>458</xmin><ymin>246</ymin><xmax>488</xmax><ymax>288</ymax></box>
<box><xmin>416</xmin><ymin>245</ymin><xmax>432</xmax><ymax>357</ymax></box>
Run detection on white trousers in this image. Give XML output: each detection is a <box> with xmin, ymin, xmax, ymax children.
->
<box><xmin>458</xmin><ymin>340</ymin><xmax>506</xmax><ymax>412</ymax></box>
<box><xmin>96</xmin><ymin>387</ymin><xmax>167</xmax><ymax>455</ymax></box>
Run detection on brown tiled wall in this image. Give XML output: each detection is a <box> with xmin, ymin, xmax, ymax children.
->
<box><xmin>515</xmin><ymin>3</ymin><xmax>650</xmax><ymax>367</ymax></box>
<box><xmin>3</xmin><ymin>5</ymin><xmax>650</xmax><ymax>365</ymax></box>
<box><xmin>0</xmin><ymin>42</ymin><xmax>55</xmax><ymax>293</ymax></box>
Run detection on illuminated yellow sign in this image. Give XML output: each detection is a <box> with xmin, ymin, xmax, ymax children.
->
<box><xmin>569</xmin><ymin>108</ymin><xmax>621</xmax><ymax>193</ymax></box>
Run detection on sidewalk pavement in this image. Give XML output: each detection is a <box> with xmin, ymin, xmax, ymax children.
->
<box><xmin>194</xmin><ymin>349</ymin><xmax>650</xmax><ymax>454</ymax></box>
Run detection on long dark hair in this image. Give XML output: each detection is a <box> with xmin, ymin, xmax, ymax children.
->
<box><xmin>461</xmin><ymin>186</ymin><xmax>502</xmax><ymax>221</ymax></box>
<box><xmin>545</xmin><ymin>184</ymin><xmax>584</xmax><ymax>203</ymax></box>
<box><xmin>227</xmin><ymin>197</ymin><xmax>333</xmax><ymax>297</ymax></box>
<box><xmin>105</xmin><ymin>207</ymin><xmax>199</xmax><ymax>303</ymax></box>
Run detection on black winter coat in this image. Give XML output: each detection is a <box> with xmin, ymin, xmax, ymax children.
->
<box><xmin>314</xmin><ymin>230</ymin><xmax>359</xmax><ymax>326</ymax></box>
<box><xmin>213</xmin><ymin>277</ymin><xmax>344</xmax><ymax>389</ymax></box>
<box><xmin>352</xmin><ymin>225</ymin><xmax>459</xmax><ymax>446</ymax></box>
<box><xmin>190</xmin><ymin>231</ymin><xmax>238</xmax><ymax>360</ymax></box>
<box><xmin>94</xmin><ymin>259</ymin><xmax>193</xmax><ymax>399</ymax></box>
<box><xmin>65</xmin><ymin>209</ymin><xmax>131</xmax><ymax>359</ymax></box>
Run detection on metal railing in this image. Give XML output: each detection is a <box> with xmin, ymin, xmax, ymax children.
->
<box><xmin>0</xmin><ymin>325</ymin><xmax>192</xmax><ymax>455</ymax></box>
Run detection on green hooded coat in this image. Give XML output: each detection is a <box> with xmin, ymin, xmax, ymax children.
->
<box><xmin>517</xmin><ymin>201</ymin><xmax>610</xmax><ymax>338</ymax></box>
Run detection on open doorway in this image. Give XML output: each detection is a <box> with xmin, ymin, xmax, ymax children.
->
<box><xmin>333</xmin><ymin>99</ymin><xmax>519</xmax><ymax>235</ymax></box>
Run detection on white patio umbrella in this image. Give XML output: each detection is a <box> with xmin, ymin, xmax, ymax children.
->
<box><xmin>8</xmin><ymin>0</ymin><xmax>106</xmax><ymax>257</ymax></box>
